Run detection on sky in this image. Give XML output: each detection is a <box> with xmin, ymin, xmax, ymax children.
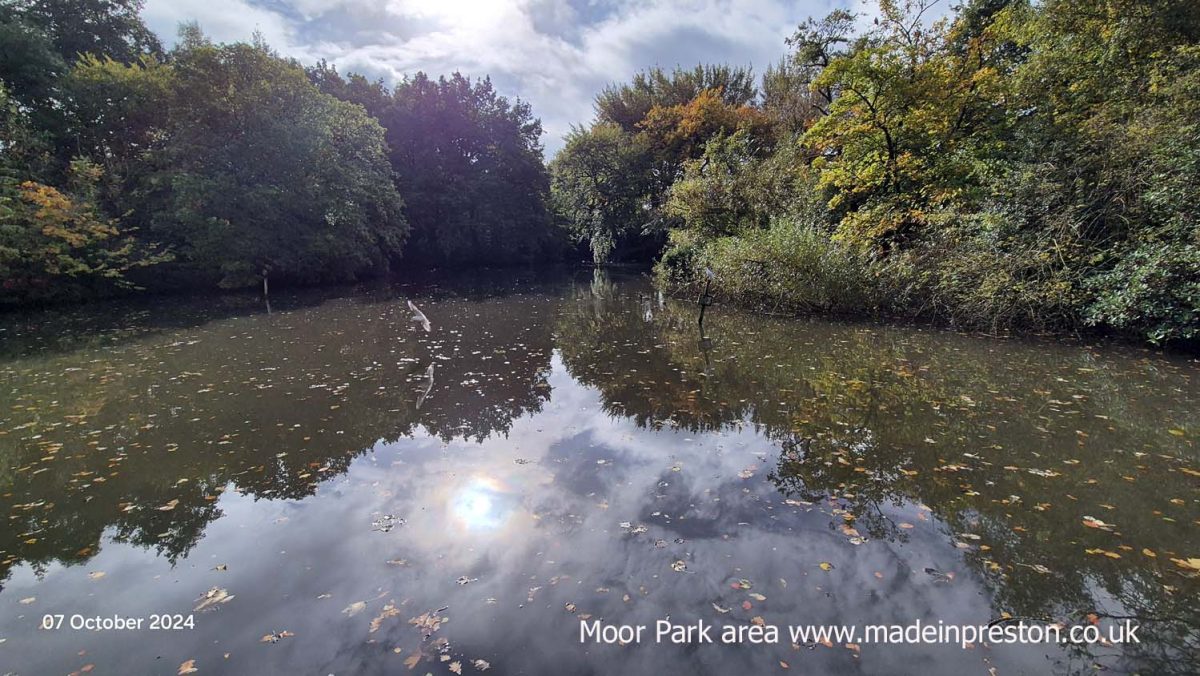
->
<box><xmin>140</xmin><ymin>0</ymin><xmax>885</xmax><ymax>156</ymax></box>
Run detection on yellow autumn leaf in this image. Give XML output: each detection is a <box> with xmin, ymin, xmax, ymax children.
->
<box><xmin>1169</xmin><ymin>557</ymin><xmax>1200</xmax><ymax>571</ymax></box>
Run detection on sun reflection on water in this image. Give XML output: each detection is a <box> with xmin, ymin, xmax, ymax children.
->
<box><xmin>450</xmin><ymin>476</ymin><xmax>513</xmax><ymax>530</ymax></box>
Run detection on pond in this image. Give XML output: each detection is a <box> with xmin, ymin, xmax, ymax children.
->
<box><xmin>0</xmin><ymin>269</ymin><xmax>1197</xmax><ymax>675</ymax></box>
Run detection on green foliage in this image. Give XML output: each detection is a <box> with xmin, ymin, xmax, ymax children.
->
<box><xmin>0</xmin><ymin>156</ymin><xmax>167</xmax><ymax>303</ymax></box>
<box><xmin>550</xmin><ymin>123</ymin><xmax>654</xmax><ymax>264</ymax></box>
<box><xmin>670</xmin><ymin>217</ymin><xmax>884</xmax><ymax>315</ymax></box>
<box><xmin>552</xmin><ymin>69</ymin><xmax>775</xmax><ymax>264</ymax></box>
<box><xmin>594</xmin><ymin>64</ymin><xmax>757</xmax><ymax>132</ymax></box>
<box><xmin>0</xmin><ymin>2</ymin><xmax>67</xmax><ymax>108</ymax></box>
<box><xmin>647</xmin><ymin>0</ymin><xmax>1200</xmax><ymax>346</ymax></box>
<box><xmin>3</xmin><ymin>2</ymin><xmax>563</xmax><ymax>304</ymax></box>
<box><xmin>666</xmin><ymin>132</ymin><xmax>817</xmax><ymax>240</ymax></box>
<box><xmin>14</xmin><ymin>0</ymin><xmax>162</xmax><ymax>64</ymax></box>
<box><xmin>1084</xmin><ymin>242</ymin><xmax>1199</xmax><ymax>344</ymax></box>
<box><xmin>151</xmin><ymin>37</ymin><xmax>407</xmax><ymax>287</ymax></box>
<box><xmin>377</xmin><ymin>72</ymin><xmax>559</xmax><ymax>266</ymax></box>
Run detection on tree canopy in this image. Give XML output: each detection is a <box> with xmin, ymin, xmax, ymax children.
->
<box><xmin>549</xmin><ymin>0</ymin><xmax>1199</xmax><ymax>345</ymax></box>
<box><xmin>1</xmin><ymin>1</ymin><xmax>561</xmax><ymax>304</ymax></box>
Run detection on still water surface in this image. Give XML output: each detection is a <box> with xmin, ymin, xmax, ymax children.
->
<box><xmin>0</xmin><ymin>270</ymin><xmax>1197</xmax><ymax>675</ymax></box>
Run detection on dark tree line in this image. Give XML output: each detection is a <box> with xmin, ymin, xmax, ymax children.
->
<box><xmin>1</xmin><ymin>0</ymin><xmax>562</xmax><ymax>306</ymax></box>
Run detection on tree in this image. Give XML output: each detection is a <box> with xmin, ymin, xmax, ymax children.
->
<box><xmin>374</xmin><ymin>72</ymin><xmax>560</xmax><ymax>266</ymax></box>
<box><xmin>595</xmin><ymin>64</ymin><xmax>757</xmax><ymax>133</ymax></box>
<box><xmin>550</xmin><ymin>123</ymin><xmax>655</xmax><ymax>264</ymax></box>
<box><xmin>14</xmin><ymin>0</ymin><xmax>162</xmax><ymax>64</ymax></box>
<box><xmin>0</xmin><ymin>2</ymin><xmax>66</xmax><ymax>109</ymax></box>
<box><xmin>146</xmin><ymin>36</ymin><xmax>407</xmax><ymax>287</ymax></box>
<box><xmin>1</xmin><ymin>137</ymin><xmax>166</xmax><ymax>303</ymax></box>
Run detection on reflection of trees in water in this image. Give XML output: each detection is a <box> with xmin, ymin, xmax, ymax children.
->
<box><xmin>555</xmin><ymin>282</ymin><xmax>1200</xmax><ymax>674</ymax></box>
<box><xmin>0</xmin><ymin>277</ymin><xmax>562</xmax><ymax>586</ymax></box>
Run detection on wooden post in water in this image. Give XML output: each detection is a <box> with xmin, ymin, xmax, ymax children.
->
<box><xmin>698</xmin><ymin>267</ymin><xmax>715</xmax><ymax>328</ymax></box>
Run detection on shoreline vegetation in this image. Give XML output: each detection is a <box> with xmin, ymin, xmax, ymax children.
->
<box><xmin>2</xmin><ymin>1</ymin><xmax>1198</xmax><ymax>349</ymax></box>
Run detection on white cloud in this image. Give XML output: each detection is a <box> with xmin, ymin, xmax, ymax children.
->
<box><xmin>144</xmin><ymin>0</ymin><xmax>295</xmax><ymax>51</ymax></box>
<box><xmin>142</xmin><ymin>0</ymin><xmax>856</xmax><ymax>155</ymax></box>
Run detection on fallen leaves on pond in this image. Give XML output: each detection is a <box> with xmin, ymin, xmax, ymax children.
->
<box><xmin>194</xmin><ymin>587</ymin><xmax>234</xmax><ymax>612</ymax></box>
<box><xmin>409</xmin><ymin>608</ymin><xmax>449</xmax><ymax>638</ymax></box>
<box><xmin>260</xmin><ymin>630</ymin><xmax>294</xmax><ymax>643</ymax></box>
<box><xmin>157</xmin><ymin>499</ymin><xmax>180</xmax><ymax>511</ymax></box>
<box><xmin>178</xmin><ymin>659</ymin><xmax>198</xmax><ymax>674</ymax></box>
<box><xmin>818</xmin><ymin>562</ymin><xmax>833</xmax><ymax>571</ymax></box>
<box><xmin>1081</xmin><ymin>516</ymin><xmax>1115</xmax><ymax>531</ymax></box>
<box><xmin>369</xmin><ymin>602</ymin><xmax>400</xmax><ymax>633</ymax></box>
<box><xmin>342</xmin><ymin>601</ymin><xmax>367</xmax><ymax>617</ymax></box>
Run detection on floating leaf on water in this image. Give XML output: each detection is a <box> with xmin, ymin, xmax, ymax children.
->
<box><xmin>409</xmin><ymin>609</ymin><xmax>449</xmax><ymax>638</ymax></box>
<box><xmin>748</xmin><ymin>593</ymin><xmax>766</xmax><ymax>601</ymax></box>
<box><xmin>455</xmin><ymin>576</ymin><xmax>477</xmax><ymax>586</ymax></box>
<box><xmin>343</xmin><ymin>601</ymin><xmax>367</xmax><ymax>617</ymax></box>
<box><xmin>369</xmin><ymin>602</ymin><xmax>400</xmax><ymax>633</ymax></box>
<box><xmin>194</xmin><ymin>587</ymin><xmax>234</xmax><ymax>612</ymax></box>
<box><xmin>712</xmin><ymin>602</ymin><xmax>730</xmax><ymax>614</ymax></box>
<box><xmin>88</xmin><ymin>571</ymin><xmax>106</xmax><ymax>580</ymax></box>
<box><xmin>473</xmin><ymin>659</ymin><xmax>491</xmax><ymax>671</ymax></box>
<box><xmin>157</xmin><ymin>499</ymin><xmax>180</xmax><ymax>511</ymax></box>
<box><xmin>1170</xmin><ymin>557</ymin><xmax>1200</xmax><ymax>571</ymax></box>
<box><xmin>564</xmin><ymin>602</ymin><xmax>576</xmax><ymax>613</ymax></box>
<box><xmin>178</xmin><ymin>659</ymin><xmax>198</xmax><ymax>674</ymax></box>
<box><xmin>449</xmin><ymin>662</ymin><xmax>462</xmax><ymax>675</ymax></box>
<box><xmin>403</xmin><ymin>653</ymin><xmax>421</xmax><ymax>670</ymax></box>
<box><xmin>924</xmin><ymin>568</ymin><xmax>954</xmax><ymax>583</ymax></box>
<box><xmin>671</xmin><ymin>560</ymin><xmax>687</xmax><ymax>573</ymax></box>
<box><xmin>19</xmin><ymin>597</ymin><xmax>35</xmax><ymax>605</ymax></box>
<box><xmin>819</xmin><ymin>562</ymin><xmax>833</xmax><ymax>571</ymax></box>
<box><xmin>1081</xmin><ymin>516</ymin><xmax>1115</xmax><ymax>531</ymax></box>
<box><xmin>259</xmin><ymin>630</ymin><xmax>294</xmax><ymax>643</ymax></box>
<box><xmin>1085</xmin><ymin>548</ymin><xmax>1121</xmax><ymax>559</ymax></box>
